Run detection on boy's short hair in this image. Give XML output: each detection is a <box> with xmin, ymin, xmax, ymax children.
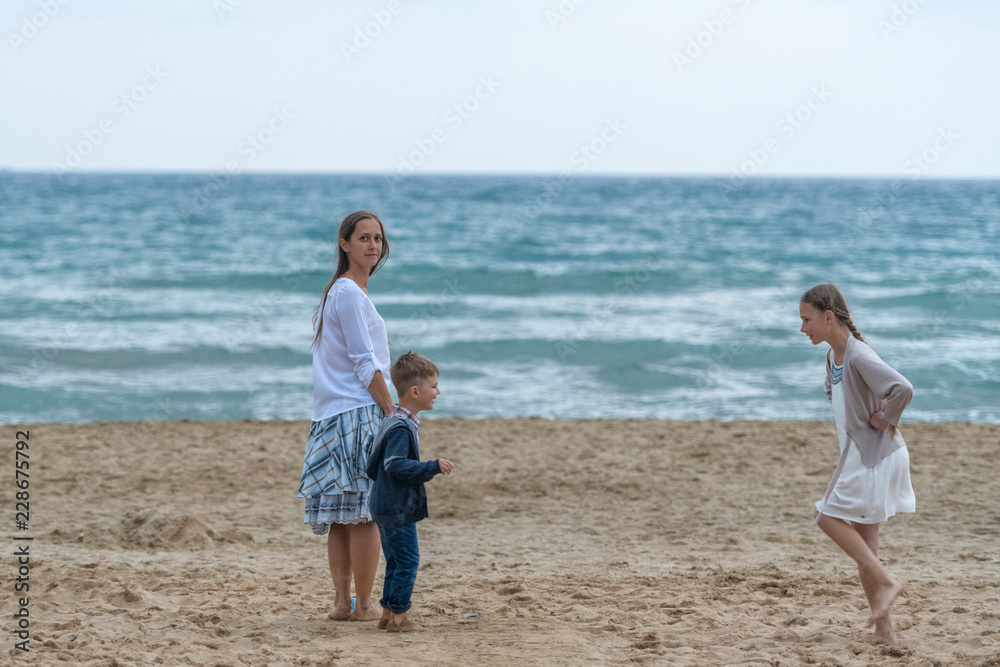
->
<box><xmin>390</xmin><ymin>351</ymin><xmax>439</xmax><ymax>396</ymax></box>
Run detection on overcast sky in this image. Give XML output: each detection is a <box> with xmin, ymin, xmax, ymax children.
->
<box><xmin>2</xmin><ymin>0</ymin><xmax>998</xmax><ymax>178</ymax></box>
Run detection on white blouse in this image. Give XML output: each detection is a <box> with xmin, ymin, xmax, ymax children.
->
<box><xmin>312</xmin><ymin>278</ymin><xmax>391</xmax><ymax>421</ymax></box>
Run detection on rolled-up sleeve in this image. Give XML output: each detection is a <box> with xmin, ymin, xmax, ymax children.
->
<box><xmin>333</xmin><ymin>287</ymin><xmax>379</xmax><ymax>388</ymax></box>
<box><xmin>855</xmin><ymin>349</ymin><xmax>913</xmax><ymax>425</ymax></box>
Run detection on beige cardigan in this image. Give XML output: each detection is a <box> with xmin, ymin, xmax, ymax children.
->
<box><xmin>815</xmin><ymin>335</ymin><xmax>913</xmax><ymax>523</ymax></box>
<box><xmin>824</xmin><ymin>335</ymin><xmax>913</xmax><ymax>467</ymax></box>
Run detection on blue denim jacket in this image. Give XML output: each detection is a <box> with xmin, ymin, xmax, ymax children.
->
<box><xmin>366</xmin><ymin>417</ymin><xmax>441</xmax><ymax>527</ymax></box>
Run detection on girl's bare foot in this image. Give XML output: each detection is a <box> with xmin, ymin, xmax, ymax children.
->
<box><xmin>348</xmin><ymin>603</ymin><xmax>383</xmax><ymax>621</ymax></box>
<box><xmin>861</xmin><ymin>627</ymin><xmax>898</xmax><ymax>645</ymax></box>
<box><xmin>862</xmin><ymin>610</ymin><xmax>898</xmax><ymax>645</ymax></box>
<box><xmin>866</xmin><ymin>578</ymin><xmax>903</xmax><ymax>627</ymax></box>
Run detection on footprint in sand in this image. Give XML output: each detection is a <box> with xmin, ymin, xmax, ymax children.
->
<box><xmin>497</xmin><ymin>583</ymin><xmax>525</xmax><ymax>595</ymax></box>
<box><xmin>632</xmin><ymin>632</ymin><xmax>661</xmax><ymax>650</ymax></box>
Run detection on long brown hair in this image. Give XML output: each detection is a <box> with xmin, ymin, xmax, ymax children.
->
<box><xmin>800</xmin><ymin>283</ymin><xmax>864</xmax><ymax>342</ymax></box>
<box><xmin>311</xmin><ymin>211</ymin><xmax>390</xmax><ymax>349</ymax></box>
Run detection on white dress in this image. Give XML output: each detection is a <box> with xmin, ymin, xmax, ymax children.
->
<box><xmin>814</xmin><ymin>359</ymin><xmax>916</xmax><ymax>524</ymax></box>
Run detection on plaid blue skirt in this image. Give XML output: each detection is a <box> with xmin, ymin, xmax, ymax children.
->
<box><xmin>298</xmin><ymin>404</ymin><xmax>383</xmax><ymax>534</ymax></box>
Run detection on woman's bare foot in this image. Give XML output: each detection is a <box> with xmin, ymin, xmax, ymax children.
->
<box><xmin>327</xmin><ymin>603</ymin><xmax>352</xmax><ymax>621</ymax></box>
<box><xmin>866</xmin><ymin>578</ymin><xmax>903</xmax><ymax>627</ymax></box>
<box><xmin>348</xmin><ymin>603</ymin><xmax>383</xmax><ymax>622</ymax></box>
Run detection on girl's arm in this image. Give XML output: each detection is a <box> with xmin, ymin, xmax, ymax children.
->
<box><xmin>854</xmin><ymin>346</ymin><xmax>913</xmax><ymax>427</ymax></box>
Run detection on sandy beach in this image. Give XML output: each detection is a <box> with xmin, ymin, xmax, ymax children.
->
<box><xmin>2</xmin><ymin>418</ymin><xmax>998</xmax><ymax>666</ymax></box>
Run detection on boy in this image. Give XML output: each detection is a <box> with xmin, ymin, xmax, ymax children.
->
<box><xmin>366</xmin><ymin>351</ymin><xmax>453</xmax><ymax>632</ymax></box>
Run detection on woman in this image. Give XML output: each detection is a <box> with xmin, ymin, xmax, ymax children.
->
<box><xmin>298</xmin><ymin>211</ymin><xmax>394</xmax><ymax>622</ymax></box>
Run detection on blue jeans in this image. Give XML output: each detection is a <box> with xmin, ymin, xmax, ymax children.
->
<box><xmin>378</xmin><ymin>522</ymin><xmax>419</xmax><ymax>614</ymax></box>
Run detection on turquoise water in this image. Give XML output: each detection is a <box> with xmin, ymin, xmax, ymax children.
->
<box><xmin>1</xmin><ymin>173</ymin><xmax>997</xmax><ymax>424</ymax></box>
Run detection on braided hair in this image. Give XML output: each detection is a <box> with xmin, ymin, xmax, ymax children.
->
<box><xmin>801</xmin><ymin>285</ymin><xmax>895</xmax><ymax>434</ymax></box>
<box><xmin>800</xmin><ymin>284</ymin><xmax>864</xmax><ymax>342</ymax></box>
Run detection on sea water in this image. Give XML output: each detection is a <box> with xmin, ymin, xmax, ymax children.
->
<box><xmin>1</xmin><ymin>173</ymin><xmax>997</xmax><ymax>424</ymax></box>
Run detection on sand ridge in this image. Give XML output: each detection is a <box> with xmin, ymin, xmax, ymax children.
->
<box><xmin>2</xmin><ymin>418</ymin><xmax>998</xmax><ymax>665</ymax></box>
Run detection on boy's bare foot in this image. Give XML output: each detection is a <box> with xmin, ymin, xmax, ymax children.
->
<box><xmin>387</xmin><ymin>618</ymin><xmax>424</xmax><ymax>633</ymax></box>
<box><xmin>866</xmin><ymin>578</ymin><xmax>903</xmax><ymax>627</ymax></box>
<box><xmin>378</xmin><ymin>609</ymin><xmax>391</xmax><ymax>629</ymax></box>
<box><xmin>327</xmin><ymin>604</ymin><xmax>352</xmax><ymax>621</ymax></box>
<box><xmin>348</xmin><ymin>604</ymin><xmax>382</xmax><ymax>622</ymax></box>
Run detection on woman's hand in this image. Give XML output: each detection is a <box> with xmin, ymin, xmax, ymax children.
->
<box><xmin>437</xmin><ymin>459</ymin><xmax>453</xmax><ymax>475</ymax></box>
<box><xmin>368</xmin><ymin>371</ymin><xmax>394</xmax><ymax>416</ymax></box>
<box><xmin>868</xmin><ymin>410</ymin><xmax>891</xmax><ymax>431</ymax></box>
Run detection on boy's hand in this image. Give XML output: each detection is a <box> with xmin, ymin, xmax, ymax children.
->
<box><xmin>437</xmin><ymin>459</ymin><xmax>453</xmax><ymax>475</ymax></box>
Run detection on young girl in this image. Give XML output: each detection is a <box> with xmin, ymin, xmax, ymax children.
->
<box><xmin>799</xmin><ymin>284</ymin><xmax>915</xmax><ymax>645</ymax></box>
